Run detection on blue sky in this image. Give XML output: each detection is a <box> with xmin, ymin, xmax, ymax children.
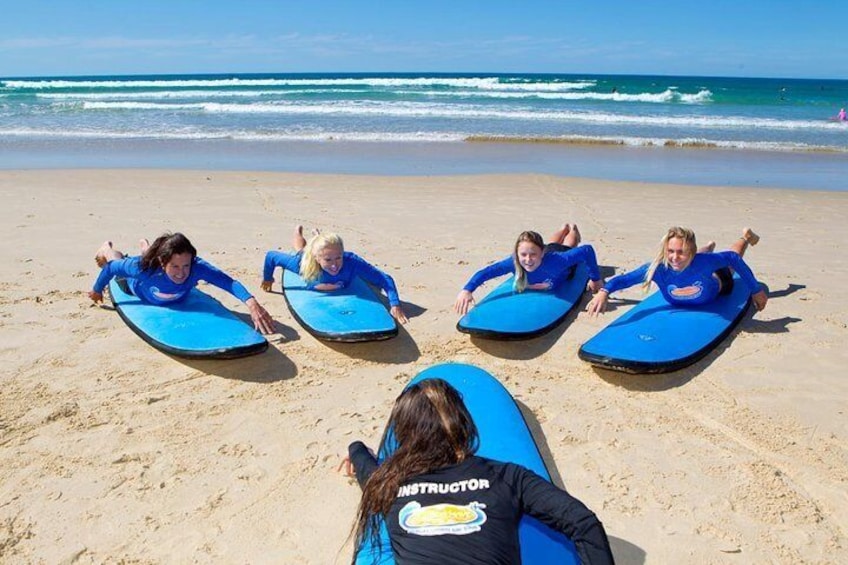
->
<box><xmin>1</xmin><ymin>1</ymin><xmax>845</xmax><ymax>79</ymax></box>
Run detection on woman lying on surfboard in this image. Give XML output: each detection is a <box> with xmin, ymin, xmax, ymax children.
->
<box><xmin>454</xmin><ymin>224</ymin><xmax>604</xmax><ymax>315</ymax></box>
<box><xmin>261</xmin><ymin>226</ymin><xmax>408</xmax><ymax>324</ymax></box>
<box><xmin>586</xmin><ymin>226</ymin><xmax>767</xmax><ymax>315</ymax></box>
<box><xmin>339</xmin><ymin>378</ymin><xmax>614</xmax><ymax>564</ymax></box>
<box><xmin>89</xmin><ymin>232</ymin><xmax>275</xmax><ymax>335</ymax></box>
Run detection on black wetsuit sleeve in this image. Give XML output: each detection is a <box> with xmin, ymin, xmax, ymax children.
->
<box><xmin>348</xmin><ymin>441</ymin><xmax>379</xmax><ymax>488</ymax></box>
<box><xmin>511</xmin><ymin>464</ymin><xmax>615</xmax><ymax>565</ymax></box>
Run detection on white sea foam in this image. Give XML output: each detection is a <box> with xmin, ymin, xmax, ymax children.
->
<box><xmin>404</xmin><ymin>88</ymin><xmax>712</xmax><ymax>103</ymax></box>
<box><xmin>72</xmin><ymin>99</ymin><xmax>834</xmax><ymax>131</ymax></box>
<box><xmin>2</xmin><ymin>126</ymin><xmax>845</xmax><ymax>154</ymax></box>
<box><xmin>4</xmin><ymin>76</ymin><xmax>595</xmax><ymax>91</ymax></box>
<box><xmin>37</xmin><ymin>89</ymin><xmax>323</xmax><ymax>100</ymax></box>
<box><xmin>37</xmin><ymin>86</ymin><xmax>709</xmax><ymax>104</ymax></box>
<box><xmin>0</xmin><ymin>127</ymin><xmax>466</xmax><ymax>143</ymax></box>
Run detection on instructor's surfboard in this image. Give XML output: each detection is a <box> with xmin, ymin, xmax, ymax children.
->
<box><xmin>578</xmin><ymin>274</ymin><xmax>752</xmax><ymax>373</ymax></box>
<box><xmin>354</xmin><ymin>363</ymin><xmax>580</xmax><ymax>565</ymax></box>
<box><xmin>457</xmin><ymin>263</ymin><xmax>589</xmax><ymax>339</ymax></box>
<box><xmin>108</xmin><ymin>278</ymin><xmax>268</xmax><ymax>359</ymax></box>
<box><xmin>282</xmin><ymin>270</ymin><xmax>398</xmax><ymax>342</ymax></box>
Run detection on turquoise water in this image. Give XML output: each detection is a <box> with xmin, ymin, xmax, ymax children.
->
<box><xmin>1</xmin><ymin>72</ymin><xmax>846</xmax><ymax>188</ymax></box>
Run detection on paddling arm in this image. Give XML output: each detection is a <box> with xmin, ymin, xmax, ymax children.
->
<box><xmin>347</xmin><ymin>441</ymin><xmax>379</xmax><ymax>488</ymax></box>
<box><xmin>511</xmin><ymin>463</ymin><xmax>615</xmax><ymax>565</ymax></box>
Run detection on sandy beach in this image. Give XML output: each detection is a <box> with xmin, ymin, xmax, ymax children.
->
<box><xmin>1</xmin><ymin>169</ymin><xmax>846</xmax><ymax>564</ymax></box>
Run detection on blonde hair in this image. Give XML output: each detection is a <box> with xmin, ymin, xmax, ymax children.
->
<box><xmin>512</xmin><ymin>231</ymin><xmax>545</xmax><ymax>293</ymax></box>
<box><xmin>643</xmin><ymin>226</ymin><xmax>697</xmax><ymax>292</ymax></box>
<box><xmin>300</xmin><ymin>232</ymin><xmax>344</xmax><ymax>283</ymax></box>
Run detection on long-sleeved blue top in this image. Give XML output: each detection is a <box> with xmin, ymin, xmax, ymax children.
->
<box><xmin>93</xmin><ymin>256</ymin><xmax>253</xmax><ymax>305</ymax></box>
<box><xmin>263</xmin><ymin>250</ymin><xmax>401</xmax><ymax>307</ymax></box>
<box><xmin>462</xmin><ymin>245</ymin><xmax>601</xmax><ymax>293</ymax></box>
<box><xmin>604</xmin><ymin>250</ymin><xmax>761</xmax><ymax>305</ymax></box>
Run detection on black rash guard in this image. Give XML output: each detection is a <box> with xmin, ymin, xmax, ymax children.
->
<box><xmin>349</xmin><ymin>441</ymin><xmax>614</xmax><ymax>564</ymax></box>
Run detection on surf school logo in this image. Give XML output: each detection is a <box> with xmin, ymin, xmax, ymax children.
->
<box><xmin>398</xmin><ymin>501</ymin><xmax>487</xmax><ymax>536</ymax></box>
<box><xmin>149</xmin><ymin>286</ymin><xmax>185</xmax><ymax>302</ymax></box>
<box><xmin>668</xmin><ymin>281</ymin><xmax>703</xmax><ymax>300</ymax></box>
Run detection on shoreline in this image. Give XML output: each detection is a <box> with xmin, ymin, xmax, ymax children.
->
<box><xmin>1</xmin><ymin>169</ymin><xmax>846</xmax><ymax>563</ymax></box>
<box><xmin>1</xmin><ymin>138</ymin><xmax>846</xmax><ymax>191</ymax></box>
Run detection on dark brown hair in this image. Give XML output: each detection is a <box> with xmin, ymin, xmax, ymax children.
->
<box><xmin>139</xmin><ymin>232</ymin><xmax>197</xmax><ymax>272</ymax></box>
<box><xmin>352</xmin><ymin>378</ymin><xmax>479</xmax><ymax>560</ymax></box>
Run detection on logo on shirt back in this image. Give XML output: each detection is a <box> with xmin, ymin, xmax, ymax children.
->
<box><xmin>399</xmin><ymin>501</ymin><xmax>487</xmax><ymax>536</ymax></box>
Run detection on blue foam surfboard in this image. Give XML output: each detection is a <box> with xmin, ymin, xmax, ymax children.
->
<box><xmin>457</xmin><ymin>263</ymin><xmax>589</xmax><ymax>339</ymax></box>
<box><xmin>355</xmin><ymin>363</ymin><xmax>580</xmax><ymax>565</ymax></box>
<box><xmin>108</xmin><ymin>278</ymin><xmax>268</xmax><ymax>359</ymax></box>
<box><xmin>578</xmin><ymin>274</ymin><xmax>752</xmax><ymax>373</ymax></box>
<box><xmin>282</xmin><ymin>270</ymin><xmax>398</xmax><ymax>342</ymax></box>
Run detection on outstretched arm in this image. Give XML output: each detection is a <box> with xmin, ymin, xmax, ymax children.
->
<box><xmin>262</xmin><ymin>251</ymin><xmax>302</xmax><ymax>290</ymax></box>
<box><xmin>90</xmin><ymin>257</ymin><xmax>138</xmax><ymax>303</ymax></box>
<box><xmin>344</xmin><ymin>441</ymin><xmax>379</xmax><ymax>488</ymax></box>
<box><xmin>512</xmin><ymin>464</ymin><xmax>615</xmax><ymax>565</ymax></box>
<box><xmin>347</xmin><ymin>253</ymin><xmax>405</xmax><ymax>315</ymax></box>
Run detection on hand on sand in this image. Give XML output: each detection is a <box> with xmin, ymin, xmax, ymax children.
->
<box><xmin>454</xmin><ymin>290</ymin><xmax>474</xmax><ymax>315</ymax></box>
<box><xmin>391</xmin><ymin>305</ymin><xmax>409</xmax><ymax>324</ymax></box>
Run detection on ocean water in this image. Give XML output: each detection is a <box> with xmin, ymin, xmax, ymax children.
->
<box><xmin>1</xmin><ymin>72</ymin><xmax>846</xmax><ymax>189</ymax></box>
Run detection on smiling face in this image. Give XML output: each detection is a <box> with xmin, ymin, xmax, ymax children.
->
<box><xmin>666</xmin><ymin>236</ymin><xmax>693</xmax><ymax>271</ymax></box>
<box><xmin>316</xmin><ymin>244</ymin><xmax>344</xmax><ymax>275</ymax></box>
<box><xmin>162</xmin><ymin>252</ymin><xmax>193</xmax><ymax>284</ymax></box>
<box><xmin>516</xmin><ymin>240</ymin><xmax>544</xmax><ymax>273</ymax></box>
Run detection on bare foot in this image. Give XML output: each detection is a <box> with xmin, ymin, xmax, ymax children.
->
<box><xmin>742</xmin><ymin>227</ymin><xmax>760</xmax><ymax>246</ymax></box>
<box><xmin>292</xmin><ymin>225</ymin><xmax>307</xmax><ymax>251</ymax></box>
<box><xmin>94</xmin><ymin>241</ymin><xmax>123</xmax><ymax>267</ymax></box>
<box><xmin>563</xmin><ymin>223</ymin><xmax>582</xmax><ymax>247</ymax></box>
<box><xmin>138</xmin><ymin>238</ymin><xmax>150</xmax><ymax>253</ymax></box>
<box><xmin>549</xmin><ymin>223</ymin><xmax>570</xmax><ymax>245</ymax></box>
<box><xmin>698</xmin><ymin>241</ymin><xmax>716</xmax><ymax>253</ymax></box>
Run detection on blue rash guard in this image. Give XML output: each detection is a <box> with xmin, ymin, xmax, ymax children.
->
<box><xmin>462</xmin><ymin>245</ymin><xmax>601</xmax><ymax>293</ymax></box>
<box><xmin>263</xmin><ymin>250</ymin><xmax>401</xmax><ymax>307</ymax></box>
<box><xmin>604</xmin><ymin>250</ymin><xmax>761</xmax><ymax>306</ymax></box>
<box><xmin>93</xmin><ymin>256</ymin><xmax>253</xmax><ymax>305</ymax></box>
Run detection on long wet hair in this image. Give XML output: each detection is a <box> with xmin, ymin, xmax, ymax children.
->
<box><xmin>643</xmin><ymin>226</ymin><xmax>697</xmax><ymax>292</ymax></box>
<box><xmin>139</xmin><ymin>232</ymin><xmax>197</xmax><ymax>272</ymax></box>
<box><xmin>352</xmin><ymin>379</ymin><xmax>479</xmax><ymax>560</ymax></box>
<box><xmin>512</xmin><ymin>230</ymin><xmax>546</xmax><ymax>293</ymax></box>
<box><xmin>301</xmin><ymin>232</ymin><xmax>344</xmax><ymax>283</ymax></box>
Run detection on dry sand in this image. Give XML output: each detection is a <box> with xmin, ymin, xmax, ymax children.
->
<box><xmin>1</xmin><ymin>169</ymin><xmax>846</xmax><ymax>564</ymax></box>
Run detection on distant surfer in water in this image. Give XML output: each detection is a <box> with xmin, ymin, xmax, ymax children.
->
<box><xmin>454</xmin><ymin>224</ymin><xmax>603</xmax><ymax>316</ymax></box>
<box><xmin>838</xmin><ymin>108</ymin><xmax>847</xmax><ymax>122</ymax></box>
<box><xmin>90</xmin><ymin>232</ymin><xmax>275</xmax><ymax>334</ymax></box>
<box><xmin>586</xmin><ymin>226</ymin><xmax>767</xmax><ymax>316</ymax></box>
<box><xmin>262</xmin><ymin>226</ymin><xmax>408</xmax><ymax>323</ymax></box>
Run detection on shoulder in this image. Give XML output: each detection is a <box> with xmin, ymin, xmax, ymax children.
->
<box><xmin>192</xmin><ymin>256</ymin><xmax>215</xmax><ymax>270</ymax></box>
<box><xmin>473</xmin><ymin>456</ymin><xmax>522</xmax><ymax>476</ymax></box>
<box><xmin>344</xmin><ymin>251</ymin><xmax>365</xmax><ymax>261</ymax></box>
<box><xmin>698</xmin><ymin>251</ymin><xmax>738</xmax><ymax>267</ymax></box>
<box><xmin>115</xmin><ymin>256</ymin><xmax>144</xmax><ymax>275</ymax></box>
